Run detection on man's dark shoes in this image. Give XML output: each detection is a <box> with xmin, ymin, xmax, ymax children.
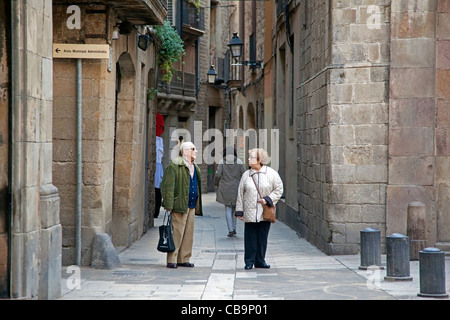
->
<box><xmin>167</xmin><ymin>263</ymin><xmax>177</xmax><ymax>269</ymax></box>
<box><xmin>255</xmin><ymin>263</ymin><xmax>270</xmax><ymax>269</ymax></box>
<box><xmin>244</xmin><ymin>265</ymin><xmax>253</xmax><ymax>270</ymax></box>
<box><xmin>178</xmin><ymin>262</ymin><xmax>195</xmax><ymax>267</ymax></box>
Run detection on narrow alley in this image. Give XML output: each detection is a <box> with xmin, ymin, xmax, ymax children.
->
<box><xmin>59</xmin><ymin>192</ymin><xmax>446</xmax><ymax>301</ymax></box>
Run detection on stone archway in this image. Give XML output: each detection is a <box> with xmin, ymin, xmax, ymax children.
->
<box><xmin>247</xmin><ymin>102</ymin><xmax>256</xmax><ymax>129</ymax></box>
<box><xmin>112</xmin><ymin>53</ymin><xmax>136</xmax><ymax>247</ymax></box>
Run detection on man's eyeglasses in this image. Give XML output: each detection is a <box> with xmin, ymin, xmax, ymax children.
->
<box><xmin>190</xmin><ymin>147</ymin><xmax>197</xmax><ymax>151</ymax></box>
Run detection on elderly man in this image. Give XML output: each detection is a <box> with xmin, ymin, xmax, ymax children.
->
<box><xmin>160</xmin><ymin>141</ymin><xmax>203</xmax><ymax>268</ymax></box>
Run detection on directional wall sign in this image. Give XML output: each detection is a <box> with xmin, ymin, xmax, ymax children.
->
<box><xmin>53</xmin><ymin>44</ymin><xmax>110</xmax><ymax>59</ymax></box>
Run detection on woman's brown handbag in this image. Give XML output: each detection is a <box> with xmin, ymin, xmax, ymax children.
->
<box><xmin>252</xmin><ymin>175</ymin><xmax>276</xmax><ymax>223</ymax></box>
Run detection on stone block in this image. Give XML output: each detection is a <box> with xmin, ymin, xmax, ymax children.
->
<box><xmin>11</xmin><ymin>230</ymin><xmax>40</xmax><ymax>298</ymax></box>
<box><xmin>389</xmin><ymin>98</ymin><xmax>435</xmax><ymax>128</ymax></box>
<box><xmin>436</xmin><ymin>69</ymin><xmax>450</xmax><ymax>99</ymax></box>
<box><xmin>355</xmin><ymin>124</ymin><xmax>387</xmax><ymax>145</ymax></box>
<box><xmin>391</xmin><ymin>11</ymin><xmax>436</xmax><ymax>39</ymax></box>
<box><xmin>333</xmin><ymin>43</ymin><xmax>369</xmax><ymax>64</ymax></box>
<box><xmin>329</xmin><ymin>125</ymin><xmax>355</xmax><ymax>145</ymax></box>
<box><xmin>355</xmin><ymin>165</ymin><xmax>387</xmax><ymax>183</ymax></box>
<box><xmin>436</xmin><ymin>100</ymin><xmax>450</xmax><ymax>128</ymax></box>
<box><xmin>437</xmin><ymin>185</ymin><xmax>450</xmax><ymax>242</ymax></box>
<box><xmin>82</xmin><ymin>185</ymin><xmax>106</xmax><ymax>210</ymax></box>
<box><xmin>438</xmin><ymin>0</ymin><xmax>450</xmax><ymax>12</ymax></box>
<box><xmin>362</xmin><ymin>205</ymin><xmax>385</xmax><ymax>224</ymax></box>
<box><xmin>349</xmin><ymin>24</ymin><xmax>389</xmax><ymax>43</ymax></box>
<box><xmin>435</xmin><ymin>156</ymin><xmax>450</xmax><ymax>183</ymax></box>
<box><xmin>53</xmin><ymin>140</ymin><xmax>76</xmax><ymax>162</ymax></box>
<box><xmin>390</xmin><ymin>68</ymin><xmax>435</xmax><ymax>99</ymax></box>
<box><xmin>391</xmin><ymin>38</ymin><xmax>436</xmax><ymax>68</ymax></box>
<box><xmin>83</xmin><ymin>161</ymin><xmax>112</xmax><ymax>186</ymax></box>
<box><xmin>389</xmin><ymin>127</ymin><xmax>434</xmax><ymax>156</ymax></box>
<box><xmin>332</xmin><ymin>8</ymin><xmax>357</xmax><ymax>25</ymax></box>
<box><xmin>437</xmin><ymin>13</ymin><xmax>450</xmax><ymax>40</ymax></box>
<box><xmin>436</xmin><ymin>40</ymin><xmax>450</xmax><ymax>69</ymax></box>
<box><xmin>39</xmin><ymin>224</ymin><xmax>62</xmax><ymax>300</ymax></box>
<box><xmin>327</xmin><ymin>204</ymin><xmax>361</xmax><ymax>223</ymax></box>
<box><xmin>331</xmin><ymin>183</ymin><xmax>380</xmax><ymax>205</ymax></box>
<box><xmin>391</xmin><ymin>0</ymin><xmax>437</xmax><ymax>13</ymax></box>
<box><xmin>388</xmin><ymin>156</ymin><xmax>434</xmax><ymax>186</ymax></box>
<box><xmin>343</xmin><ymin>145</ymin><xmax>372</xmax><ymax>165</ymax></box>
<box><xmin>330</xmin><ymin>165</ymin><xmax>356</xmax><ymax>183</ymax></box>
<box><xmin>436</xmin><ymin>128</ymin><xmax>450</xmax><ymax>156</ymax></box>
<box><xmin>39</xmin><ymin>184</ymin><xmax>60</xmax><ymax>229</ymax></box>
<box><xmin>53</xmin><ymin>118</ymin><xmax>76</xmax><ymax>140</ymax></box>
<box><xmin>354</xmin><ymin>82</ymin><xmax>387</xmax><ymax>104</ymax></box>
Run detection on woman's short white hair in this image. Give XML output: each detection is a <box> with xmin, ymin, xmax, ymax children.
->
<box><xmin>249</xmin><ymin>148</ymin><xmax>269</xmax><ymax>165</ymax></box>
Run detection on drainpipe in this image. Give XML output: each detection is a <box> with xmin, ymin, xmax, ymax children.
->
<box><xmin>8</xmin><ymin>0</ymin><xmax>14</xmax><ymax>298</ymax></box>
<box><xmin>76</xmin><ymin>59</ymin><xmax>82</xmax><ymax>266</ymax></box>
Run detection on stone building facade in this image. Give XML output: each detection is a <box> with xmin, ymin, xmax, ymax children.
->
<box><xmin>1</xmin><ymin>0</ymin><xmax>62</xmax><ymax>299</ymax></box>
<box><xmin>52</xmin><ymin>0</ymin><xmax>165</xmax><ymax>266</ymax></box>
<box><xmin>272</xmin><ymin>0</ymin><xmax>450</xmax><ymax>255</ymax></box>
<box><xmin>0</xmin><ymin>0</ymin><xmax>165</xmax><ymax>299</ymax></box>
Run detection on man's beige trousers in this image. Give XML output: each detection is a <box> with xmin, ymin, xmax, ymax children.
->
<box><xmin>167</xmin><ymin>208</ymin><xmax>195</xmax><ymax>264</ymax></box>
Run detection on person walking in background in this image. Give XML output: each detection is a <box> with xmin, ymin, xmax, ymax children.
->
<box><xmin>160</xmin><ymin>141</ymin><xmax>203</xmax><ymax>269</ymax></box>
<box><xmin>236</xmin><ymin>148</ymin><xmax>283</xmax><ymax>270</ymax></box>
<box><xmin>215</xmin><ymin>146</ymin><xmax>245</xmax><ymax>237</ymax></box>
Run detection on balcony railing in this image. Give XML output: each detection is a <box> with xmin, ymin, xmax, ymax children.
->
<box><xmin>182</xmin><ymin>0</ymin><xmax>205</xmax><ymax>31</ymax></box>
<box><xmin>157</xmin><ymin>70</ymin><xmax>196</xmax><ymax>97</ymax></box>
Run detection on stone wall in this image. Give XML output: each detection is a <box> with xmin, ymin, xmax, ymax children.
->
<box><xmin>0</xmin><ymin>0</ymin><xmax>10</xmax><ymax>297</ymax></box>
<box><xmin>436</xmin><ymin>0</ymin><xmax>450</xmax><ymax>246</ymax></box>
<box><xmin>297</xmin><ymin>0</ymin><xmax>390</xmax><ymax>255</ymax></box>
<box><xmin>387</xmin><ymin>0</ymin><xmax>450</xmax><ymax>250</ymax></box>
<box><xmin>10</xmin><ymin>0</ymin><xmax>61</xmax><ymax>299</ymax></box>
<box><xmin>53</xmin><ymin>3</ymin><xmax>156</xmax><ymax>265</ymax></box>
<box><xmin>297</xmin><ymin>0</ymin><xmax>333</xmax><ymax>253</ymax></box>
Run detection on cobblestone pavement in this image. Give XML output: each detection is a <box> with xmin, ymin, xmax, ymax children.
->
<box><xmin>60</xmin><ymin>193</ymin><xmax>450</xmax><ymax>301</ymax></box>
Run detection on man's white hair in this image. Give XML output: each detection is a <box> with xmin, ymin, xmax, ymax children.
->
<box><xmin>180</xmin><ymin>141</ymin><xmax>195</xmax><ymax>154</ymax></box>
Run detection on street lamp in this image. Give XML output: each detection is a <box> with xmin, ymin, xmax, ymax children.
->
<box><xmin>228</xmin><ymin>32</ymin><xmax>243</xmax><ymax>59</ymax></box>
<box><xmin>227</xmin><ymin>32</ymin><xmax>264</xmax><ymax>69</ymax></box>
<box><xmin>138</xmin><ymin>34</ymin><xmax>150</xmax><ymax>51</ymax></box>
<box><xmin>207</xmin><ymin>65</ymin><xmax>217</xmax><ymax>84</ymax></box>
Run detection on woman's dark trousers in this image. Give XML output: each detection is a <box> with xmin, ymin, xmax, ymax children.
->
<box><xmin>244</xmin><ymin>221</ymin><xmax>271</xmax><ymax>267</ymax></box>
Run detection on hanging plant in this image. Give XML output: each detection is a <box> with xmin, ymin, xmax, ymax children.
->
<box><xmin>187</xmin><ymin>0</ymin><xmax>201</xmax><ymax>13</ymax></box>
<box><xmin>147</xmin><ymin>87</ymin><xmax>159</xmax><ymax>100</ymax></box>
<box><xmin>154</xmin><ymin>20</ymin><xmax>185</xmax><ymax>83</ymax></box>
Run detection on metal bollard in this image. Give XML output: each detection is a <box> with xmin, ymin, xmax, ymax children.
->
<box><xmin>418</xmin><ymin>248</ymin><xmax>449</xmax><ymax>298</ymax></box>
<box><xmin>359</xmin><ymin>228</ymin><xmax>383</xmax><ymax>270</ymax></box>
<box><xmin>384</xmin><ymin>233</ymin><xmax>413</xmax><ymax>281</ymax></box>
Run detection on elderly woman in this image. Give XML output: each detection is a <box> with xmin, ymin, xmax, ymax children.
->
<box><xmin>215</xmin><ymin>146</ymin><xmax>245</xmax><ymax>237</ymax></box>
<box><xmin>235</xmin><ymin>148</ymin><xmax>283</xmax><ymax>270</ymax></box>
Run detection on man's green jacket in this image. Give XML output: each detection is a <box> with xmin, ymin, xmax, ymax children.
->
<box><xmin>160</xmin><ymin>156</ymin><xmax>203</xmax><ymax>216</ymax></box>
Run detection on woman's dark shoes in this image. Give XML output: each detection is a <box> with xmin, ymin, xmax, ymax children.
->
<box><xmin>227</xmin><ymin>230</ymin><xmax>237</xmax><ymax>237</ymax></box>
<box><xmin>167</xmin><ymin>263</ymin><xmax>177</xmax><ymax>269</ymax></box>
<box><xmin>255</xmin><ymin>263</ymin><xmax>270</xmax><ymax>269</ymax></box>
<box><xmin>178</xmin><ymin>262</ymin><xmax>195</xmax><ymax>267</ymax></box>
<box><xmin>244</xmin><ymin>265</ymin><xmax>253</xmax><ymax>270</ymax></box>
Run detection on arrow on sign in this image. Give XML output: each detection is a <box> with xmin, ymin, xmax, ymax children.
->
<box><xmin>55</xmin><ymin>48</ymin><xmax>61</xmax><ymax>53</ymax></box>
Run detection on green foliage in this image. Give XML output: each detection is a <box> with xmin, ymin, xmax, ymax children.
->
<box><xmin>147</xmin><ymin>87</ymin><xmax>159</xmax><ymax>100</ymax></box>
<box><xmin>154</xmin><ymin>20</ymin><xmax>185</xmax><ymax>83</ymax></box>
